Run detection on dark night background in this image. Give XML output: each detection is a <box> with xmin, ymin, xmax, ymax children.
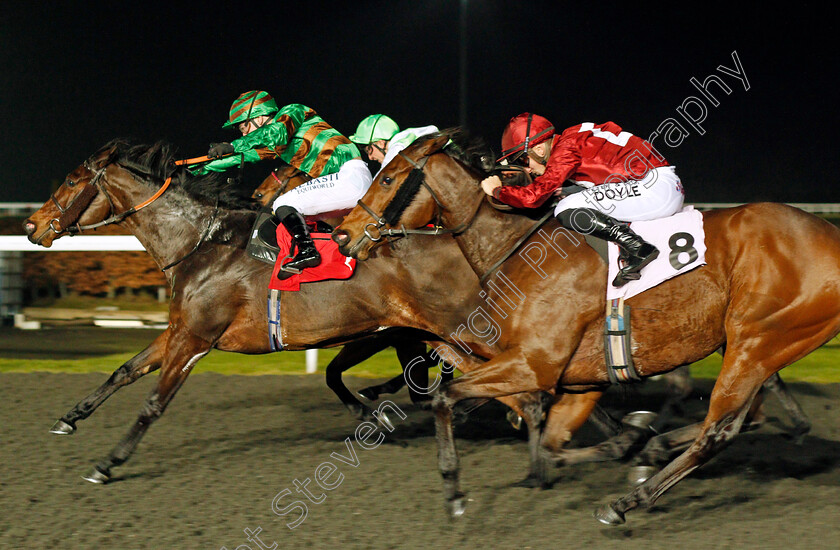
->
<box><xmin>1</xmin><ymin>2</ymin><xmax>837</xmax><ymax>204</ymax></box>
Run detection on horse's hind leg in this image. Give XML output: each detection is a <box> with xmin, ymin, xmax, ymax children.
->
<box><xmin>655</xmin><ymin>366</ymin><xmax>694</xmax><ymax>426</ymax></box>
<box><xmin>325</xmin><ymin>339</ymin><xmax>388</xmax><ymax>420</ymax></box>
<box><xmin>50</xmin><ymin>329</ymin><xmax>169</xmax><ymax>435</ymax></box>
<box><xmin>83</xmin><ymin>330</ymin><xmax>211</xmax><ymax>483</ymax></box>
<box><xmin>626</xmin><ymin>381</ymin><xmax>783</xmax><ymax>484</ymax></box>
<box><xmin>594</xmin><ymin>312</ymin><xmax>835</xmax><ymax>526</ymax></box>
<box><xmin>595</xmin><ymin>355</ymin><xmax>765</xmax><ymax>525</ymax></box>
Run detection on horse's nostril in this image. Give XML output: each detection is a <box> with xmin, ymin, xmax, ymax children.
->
<box><xmin>23</xmin><ymin>220</ymin><xmax>36</xmax><ymax>236</ymax></box>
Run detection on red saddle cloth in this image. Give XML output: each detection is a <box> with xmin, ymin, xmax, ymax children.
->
<box><xmin>268</xmin><ymin>225</ymin><xmax>356</xmax><ymax>292</ymax></box>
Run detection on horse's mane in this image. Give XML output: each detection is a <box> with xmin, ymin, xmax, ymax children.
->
<box><xmin>435</xmin><ymin>127</ymin><xmax>496</xmax><ymax>175</ymax></box>
<box><xmin>99</xmin><ymin>138</ymin><xmax>260</xmax><ymax>211</ymax></box>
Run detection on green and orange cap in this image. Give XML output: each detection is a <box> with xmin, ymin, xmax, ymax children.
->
<box><xmin>222</xmin><ymin>90</ymin><xmax>279</xmax><ymax>128</ymax></box>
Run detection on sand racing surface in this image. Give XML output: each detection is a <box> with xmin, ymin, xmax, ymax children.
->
<box><xmin>2</xmin><ymin>369</ymin><xmax>840</xmax><ymax>549</ymax></box>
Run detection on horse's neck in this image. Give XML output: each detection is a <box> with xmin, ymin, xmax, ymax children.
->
<box><xmin>115</xmin><ymin>182</ymin><xmax>250</xmax><ymax>272</ymax></box>
<box><xmin>450</xmin><ymin>200</ymin><xmax>545</xmax><ymax>279</ymax></box>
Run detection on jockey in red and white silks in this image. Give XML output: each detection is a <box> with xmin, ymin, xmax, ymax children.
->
<box><xmin>481</xmin><ymin>113</ymin><xmax>685</xmax><ymax>287</ymax></box>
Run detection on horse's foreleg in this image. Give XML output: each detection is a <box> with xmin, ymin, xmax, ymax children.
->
<box><xmin>50</xmin><ymin>329</ymin><xmax>170</xmax><ymax>435</ymax></box>
<box><xmin>432</xmin><ymin>388</ymin><xmax>466</xmax><ymax>518</ymax></box>
<box><xmin>83</xmin><ymin>330</ymin><xmax>211</xmax><ymax>484</ymax></box>
<box><xmin>589</xmin><ymin>403</ymin><xmax>622</xmax><ymax>438</ymax></box>
<box><xmin>359</xmin><ymin>373</ymin><xmax>406</xmax><ymax>401</ymax></box>
<box><xmin>539</xmin><ymin>391</ymin><xmax>655</xmax><ymax>469</ymax></box>
<box><xmin>432</xmin><ymin>350</ymin><xmax>553</xmax><ymax>518</ymax></box>
<box><xmin>361</xmin><ymin>343</ymin><xmax>456</xmax><ymax>405</ymax></box>
<box><xmin>763</xmin><ymin>372</ymin><xmax>810</xmax><ymax>443</ymax></box>
<box><xmin>495</xmin><ymin>392</ymin><xmax>550</xmax><ymax>488</ymax></box>
<box><xmin>325</xmin><ymin>340</ymin><xmax>388</xmax><ymax>420</ymax></box>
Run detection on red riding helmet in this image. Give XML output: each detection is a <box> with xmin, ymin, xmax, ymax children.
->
<box><xmin>497</xmin><ymin>113</ymin><xmax>555</xmax><ymax>163</ymax></box>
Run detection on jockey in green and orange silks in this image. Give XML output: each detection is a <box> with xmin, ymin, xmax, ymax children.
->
<box><xmin>195</xmin><ymin>90</ymin><xmax>371</xmax><ymax>278</ymax></box>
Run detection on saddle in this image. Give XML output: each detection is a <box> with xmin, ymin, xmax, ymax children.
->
<box><xmin>246</xmin><ymin>209</ymin><xmax>334</xmax><ymax>265</ymax></box>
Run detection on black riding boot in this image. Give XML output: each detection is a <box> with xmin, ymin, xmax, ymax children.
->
<box><xmin>557</xmin><ymin>208</ymin><xmax>659</xmax><ymax>287</ymax></box>
<box><xmin>274</xmin><ymin>206</ymin><xmax>321</xmax><ymax>280</ymax></box>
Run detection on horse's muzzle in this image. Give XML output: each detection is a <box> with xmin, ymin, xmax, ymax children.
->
<box><xmin>23</xmin><ymin>219</ymin><xmax>36</xmax><ymax>237</ymax></box>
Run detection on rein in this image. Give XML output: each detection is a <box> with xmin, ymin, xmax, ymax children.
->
<box><xmin>53</xmin><ymin>159</ymin><xmax>185</xmax><ymax>236</ymax></box>
<box><xmin>477</xmin><ymin>208</ymin><xmax>556</xmax><ymax>285</ymax></box>
<box><xmin>46</xmin><ymin>154</ymin><xmax>221</xmax><ymax>271</ymax></box>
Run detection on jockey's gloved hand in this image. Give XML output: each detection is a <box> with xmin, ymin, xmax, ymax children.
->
<box><xmin>207</xmin><ymin>142</ymin><xmax>235</xmax><ymax>159</ymax></box>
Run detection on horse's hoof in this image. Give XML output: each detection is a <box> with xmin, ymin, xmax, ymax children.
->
<box><xmin>627</xmin><ymin>465</ymin><xmax>656</xmax><ymax>486</ymax></box>
<box><xmin>506</xmin><ymin>410</ymin><xmax>523</xmax><ymax>431</ymax></box>
<box><xmin>375</xmin><ymin>411</ymin><xmax>394</xmax><ymax>432</ymax></box>
<box><xmin>358</xmin><ymin>387</ymin><xmax>378</xmax><ymax>401</ymax></box>
<box><xmin>49</xmin><ymin>419</ymin><xmax>76</xmax><ymax>435</ymax></box>
<box><xmin>790</xmin><ymin>424</ymin><xmax>811</xmax><ymax>446</ymax></box>
<box><xmin>621</xmin><ymin>410</ymin><xmax>657</xmax><ymax>431</ymax></box>
<box><xmin>82</xmin><ymin>466</ymin><xmax>110</xmax><ymax>484</ymax></box>
<box><xmin>446</xmin><ymin>494</ymin><xmax>467</xmax><ymax>518</ymax></box>
<box><xmin>594</xmin><ymin>503</ymin><xmax>626</xmax><ymax>526</ymax></box>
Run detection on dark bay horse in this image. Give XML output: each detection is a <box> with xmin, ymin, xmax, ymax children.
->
<box><xmin>333</xmin><ymin>130</ymin><xmax>840</xmax><ymax>524</ymax></box>
<box><xmin>23</xmin><ymin>139</ymin><xmax>561</xmax><ymax>485</ymax></box>
<box><xmin>251</xmin><ymin>165</ymin><xmax>452</xmax><ymax>412</ymax></box>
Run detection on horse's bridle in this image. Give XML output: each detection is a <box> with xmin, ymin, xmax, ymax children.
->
<box><xmin>269</xmin><ymin>168</ymin><xmax>293</xmax><ymax>197</ymax></box>
<box><xmin>263</xmin><ymin>167</ymin><xmax>308</xmax><ymax>207</ymax></box>
<box><xmin>45</xmin><ymin>161</ymin><xmax>108</xmax><ymax>238</ymax></box>
<box><xmin>38</xmin><ymin>155</ymin><xmax>217</xmax><ymax>271</ymax></box>
<box><xmin>43</xmin><ymin>152</ymin><xmax>193</xmax><ymax>245</ymax></box>
<box><xmin>354</xmin><ymin>150</ymin><xmax>485</xmax><ymax>244</ymax></box>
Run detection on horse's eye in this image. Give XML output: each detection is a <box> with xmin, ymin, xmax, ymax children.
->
<box><xmin>66</xmin><ymin>180</ymin><xmax>77</xmax><ymax>188</ymax></box>
<box><xmin>254</xmin><ymin>192</ymin><xmax>263</xmax><ymax>199</ymax></box>
<box><xmin>381</xmin><ymin>176</ymin><xmax>393</xmax><ymax>187</ymax></box>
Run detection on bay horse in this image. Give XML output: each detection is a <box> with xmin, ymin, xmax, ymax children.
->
<box><xmin>255</xmin><ymin>157</ymin><xmax>811</xmax><ymax>482</ymax></box>
<box><xmin>333</xmin><ymin>130</ymin><xmax>840</xmax><ymax>524</ymax></box>
<box><xmin>23</xmin><ymin>139</ymin><xmax>563</xmax><ymax>485</ymax></box>
<box><xmin>251</xmin><ymin>164</ymin><xmax>632</xmax><ymax>479</ymax></box>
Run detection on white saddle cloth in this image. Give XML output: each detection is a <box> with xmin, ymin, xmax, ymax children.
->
<box><xmin>607</xmin><ymin>206</ymin><xmax>707</xmax><ymax>300</ymax></box>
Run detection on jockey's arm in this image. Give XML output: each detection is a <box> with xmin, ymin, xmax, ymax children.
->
<box><xmin>192</xmin><ymin>148</ymin><xmax>263</xmax><ymax>174</ymax></box>
<box><xmin>494</xmin><ymin>138</ymin><xmax>580</xmax><ymax>209</ymax></box>
<box><xmin>194</xmin><ymin>105</ymin><xmax>308</xmax><ymax>175</ymax></box>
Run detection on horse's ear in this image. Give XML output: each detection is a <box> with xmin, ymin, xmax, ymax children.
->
<box><xmin>411</xmin><ymin>134</ymin><xmax>451</xmax><ymax>157</ymax></box>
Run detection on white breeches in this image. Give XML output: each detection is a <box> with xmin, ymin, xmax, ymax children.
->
<box><xmin>271</xmin><ymin>159</ymin><xmax>372</xmax><ymax>216</ymax></box>
<box><xmin>554</xmin><ymin>166</ymin><xmax>684</xmax><ymax>222</ymax></box>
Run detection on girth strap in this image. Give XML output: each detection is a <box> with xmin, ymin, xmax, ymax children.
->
<box><xmin>604</xmin><ymin>297</ymin><xmax>642</xmax><ymax>384</ymax></box>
